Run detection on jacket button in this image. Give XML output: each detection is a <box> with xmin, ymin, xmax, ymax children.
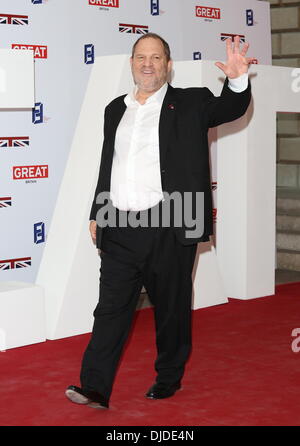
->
<box><xmin>161</xmin><ymin>169</ymin><xmax>166</xmax><ymax>174</ymax></box>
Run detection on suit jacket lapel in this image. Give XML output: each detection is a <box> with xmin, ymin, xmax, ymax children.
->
<box><xmin>102</xmin><ymin>96</ymin><xmax>126</xmax><ymax>191</ymax></box>
<box><xmin>108</xmin><ymin>96</ymin><xmax>127</xmax><ymax>142</ymax></box>
<box><xmin>159</xmin><ymin>84</ymin><xmax>177</xmax><ymax>169</ymax></box>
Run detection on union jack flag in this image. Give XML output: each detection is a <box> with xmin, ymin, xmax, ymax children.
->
<box><xmin>220</xmin><ymin>33</ymin><xmax>245</xmax><ymax>43</ymax></box>
<box><xmin>0</xmin><ymin>136</ymin><xmax>29</xmax><ymax>148</ymax></box>
<box><xmin>211</xmin><ymin>182</ymin><xmax>217</xmax><ymax>191</ymax></box>
<box><xmin>0</xmin><ymin>257</ymin><xmax>31</xmax><ymax>270</ymax></box>
<box><xmin>0</xmin><ymin>13</ymin><xmax>29</xmax><ymax>25</ymax></box>
<box><xmin>0</xmin><ymin>197</ymin><xmax>12</xmax><ymax>208</ymax></box>
<box><xmin>119</xmin><ymin>23</ymin><xmax>149</xmax><ymax>34</ymax></box>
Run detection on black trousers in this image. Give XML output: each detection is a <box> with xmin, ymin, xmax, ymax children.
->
<box><xmin>80</xmin><ymin>208</ymin><xmax>197</xmax><ymax>400</ymax></box>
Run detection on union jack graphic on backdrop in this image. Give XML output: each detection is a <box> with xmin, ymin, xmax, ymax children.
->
<box><xmin>0</xmin><ymin>13</ymin><xmax>29</xmax><ymax>25</ymax></box>
<box><xmin>0</xmin><ymin>136</ymin><xmax>29</xmax><ymax>148</ymax></box>
<box><xmin>0</xmin><ymin>257</ymin><xmax>31</xmax><ymax>270</ymax></box>
<box><xmin>0</xmin><ymin>197</ymin><xmax>12</xmax><ymax>208</ymax></box>
<box><xmin>211</xmin><ymin>182</ymin><xmax>217</xmax><ymax>191</ymax></box>
<box><xmin>119</xmin><ymin>23</ymin><xmax>149</xmax><ymax>34</ymax></box>
<box><xmin>220</xmin><ymin>33</ymin><xmax>245</xmax><ymax>43</ymax></box>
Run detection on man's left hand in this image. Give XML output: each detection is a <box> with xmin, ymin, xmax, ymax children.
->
<box><xmin>215</xmin><ymin>35</ymin><xmax>256</xmax><ymax>79</ymax></box>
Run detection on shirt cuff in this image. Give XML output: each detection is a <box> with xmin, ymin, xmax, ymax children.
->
<box><xmin>228</xmin><ymin>73</ymin><xmax>249</xmax><ymax>93</ymax></box>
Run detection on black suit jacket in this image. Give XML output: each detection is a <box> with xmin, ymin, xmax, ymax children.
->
<box><xmin>90</xmin><ymin>78</ymin><xmax>251</xmax><ymax>247</ymax></box>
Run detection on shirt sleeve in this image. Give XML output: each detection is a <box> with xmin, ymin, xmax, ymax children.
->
<box><xmin>228</xmin><ymin>73</ymin><xmax>249</xmax><ymax>93</ymax></box>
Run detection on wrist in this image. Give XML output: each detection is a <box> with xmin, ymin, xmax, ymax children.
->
<box><xmin>228</xmin><ymin>73</ymin><xmax>248</xmax><ymax>93</ymax></box>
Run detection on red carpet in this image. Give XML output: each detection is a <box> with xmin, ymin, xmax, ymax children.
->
<box><xmin>1</xmin><ymin>282</ymin><xmax>300</xmax><ymax>426</ymax></box>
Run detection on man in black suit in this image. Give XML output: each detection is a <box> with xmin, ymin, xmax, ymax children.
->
<box><xmin>66</xmin><ymin>33</ymin><xmax>253</xmax><ymax>409</ymax></box>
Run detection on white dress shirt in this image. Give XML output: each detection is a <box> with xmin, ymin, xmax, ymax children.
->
<box><xmin>110</xmin><ymin>74</ymin><xmax>248</xmax><ymax>211</ymax></box>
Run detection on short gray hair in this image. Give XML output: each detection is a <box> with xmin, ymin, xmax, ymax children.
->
<box><xmin>131</xmin><ymin>33</ymin><xmax>171</xmax><ymax>61</ymax></box>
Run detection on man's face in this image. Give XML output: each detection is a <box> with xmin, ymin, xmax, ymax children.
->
<box><xmin>130</xmin><ymin>37</ymin><xmax>172</xmax><ymax>94</ymax></box>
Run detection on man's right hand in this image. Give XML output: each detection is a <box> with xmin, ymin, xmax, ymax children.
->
<box><xmin>89</xmin><ymin>220</ymin><xmax>97</xmax><ymax>244</ymax></box>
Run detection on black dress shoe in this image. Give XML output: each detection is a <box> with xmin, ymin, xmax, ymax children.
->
<box><xmin>65</xmin><ymin>385</ymin><xmax>109</xmax><ymax>409</ymax></box>
<box><xmin>145</xmin><ymin>381</ymin><xmax>181</xmax><ymax>399</ymax></box>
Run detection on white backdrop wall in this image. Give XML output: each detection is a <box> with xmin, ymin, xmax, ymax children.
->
<box><xmin>0</xmin><ymin>0</ymin><xmax>271</xmax><ymax>283</ymax></box>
